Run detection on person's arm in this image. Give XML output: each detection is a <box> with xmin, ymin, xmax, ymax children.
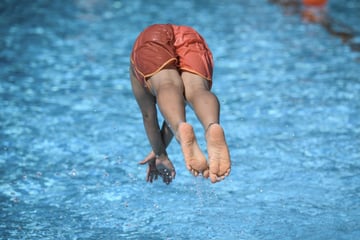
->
<box><xmin>130</xmin><ymin>69</ymin><xmax>176</xmax><ymax>184</ymax></box>
<box><xmin>139</xmin><ymin>121</ymin><xmax>174</xmax><ymax>183</ymax></box>
<box><xmin>143</xmin><ymin>109</ymin><xmax>167</xmax><ymax>157</ymax></box>
<box><xmin>140</xmin><ymin>121</ymin><xmax>173</xmax><ymax>163</ymax></box>
<box><xmin>130</xmin><ymin>70</ymin><xmax>166</xmax><ymax>157</ymax></box>
<box><xmin>160</xmin><ymin>120</ymin><xmax>174</xmax><ymax>148</ymax></box>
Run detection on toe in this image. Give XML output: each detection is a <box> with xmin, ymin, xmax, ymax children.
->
<box><xmin>210</xmin><ymin>173</ymin><xmax>218</xmax><ymax>183</ymax></box>
<box><xmin>202</xmin><ymin>169</ymin><xmax>209</xmax><ymax>178</ymax></box>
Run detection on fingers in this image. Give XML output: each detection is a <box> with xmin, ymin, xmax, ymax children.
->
<box><xmin>145</xmin><ymin>162</ymin><xmax>172</xmax><ymax>184</ymax></box>
<box><xmin>139</xmin><ymin>156</ymin><xmax>154</xmax><ymax>165</ymax></box>
<box><xmin>147</xmin><ymin>169</ymin><xmax>159</xmax><ymax>183</ymax></box>
<box><xmin>171</xmin><ymin>169</ymin><xmax>176</xmax><ymax>180</ymax></box>
<box><xmin>159</xmin><ymin>168</ymin><xmax>175</xmax><ymax>185</ymax></box>
<box><xmin>145</xmin><ymin>166</ymin><xmax>153</xmax><ymax>182</ymax></box>
<box><xmin>145</xmin><ymin>159</ymin><xmax>159</xmax><ymax>183</ymax></box>
<box><xmin>139</xmin><ymin>151</ymin><xmax>156</xmax><ymax>165</ymax></box>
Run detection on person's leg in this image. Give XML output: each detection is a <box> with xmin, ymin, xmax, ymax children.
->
<box><xmin>182</xmin><ymin>72</ymin><xmax>231</xmax><ymax>183</ymax></box>
<box><xmin>182</xmin><ymin>72</ymin><xmax>220</xmax><ymax>129</ymax></box>
<box><xmin>147</xmin><ymin>68</ymin><xmax>186</xmax><ymax>132</ymax></box>
<box><xmin>148</xmin><ymin>68</ymin><xmax>208</xmax><ymax>176</ymax></box>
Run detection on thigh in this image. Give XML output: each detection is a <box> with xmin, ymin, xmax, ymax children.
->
<box><xmin>148</xmin><ymin>68</ymin><xmax>184</xmax><ymax>96</ymax></box>
<box><xmin>182</xmin><ymin>72</ymin><xmax>211</xmax><ymax>99</ymax></box>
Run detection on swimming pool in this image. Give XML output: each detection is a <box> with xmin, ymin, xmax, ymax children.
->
<box><xmin>1</xmin><ymin>0</ymin><xmax>359</xmax><ymax>239</ymax></box>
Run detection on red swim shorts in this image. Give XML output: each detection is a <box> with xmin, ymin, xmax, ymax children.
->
<box><xmin>130</xmin><ymin>24</ymin><xmax>214</xmax><ymax>89</ymax></box>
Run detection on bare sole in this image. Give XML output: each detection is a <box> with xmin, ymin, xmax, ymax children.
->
<box><xmin>206</xmin><ymin>123</ymin><xmax>231</xmax><ymax>183</ymax></box>
<box><xmin>178</xmin><ymin>122</ymin><xmax>209</xmax><ymax>177</ymax></box>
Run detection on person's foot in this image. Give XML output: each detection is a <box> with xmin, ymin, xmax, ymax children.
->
<box><xmin>206</xmin><ymin>123</ymin><xmax>231</xmax><ymax>183</ymax></box>
<box><xmin>177</xmin><ymin>122</ymin><xmax>209</xmax><ymax>177</ymax></box>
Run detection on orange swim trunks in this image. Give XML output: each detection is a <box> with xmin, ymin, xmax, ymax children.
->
<box><xmin>130</xmin><ymin>24</ymin><xmax>214</xmax><ymax>89</ymax></box>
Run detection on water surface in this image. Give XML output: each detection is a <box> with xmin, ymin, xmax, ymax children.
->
<box><xmin>1</xmin><ymin>0</ymin><xmax>360</xmax><ymax>239</ymax></box>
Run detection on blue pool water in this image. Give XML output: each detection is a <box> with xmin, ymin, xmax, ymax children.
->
<box><xmin>1</xmin><ymin>0</ymin><xmax>360</xmax><ymax>239</ymax></box>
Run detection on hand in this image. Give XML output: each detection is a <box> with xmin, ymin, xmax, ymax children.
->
<box><xmin>139</xmin><ymin>151</ymin><xmax>176</xmax><ymax>184</ymax></box>
<box><xmin>139</xmin><ymin>151</ymin><xmax>159</xmax><ymax>183</ymax></box>
<box><xmin>154</xmin><ymin>154</ymin><xmax>176</xmax><ymax>184</ymax></box>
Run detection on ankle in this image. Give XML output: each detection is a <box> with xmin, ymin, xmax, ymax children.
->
<box><xmin>206</xmin><ymin>122</ymin><xmax>219</xmax><ymax>133</ymax></box>
<box><xmin>175</xmin><ymin>122</ymin><xmax>188</xmax><ymax>141</ymax></box>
